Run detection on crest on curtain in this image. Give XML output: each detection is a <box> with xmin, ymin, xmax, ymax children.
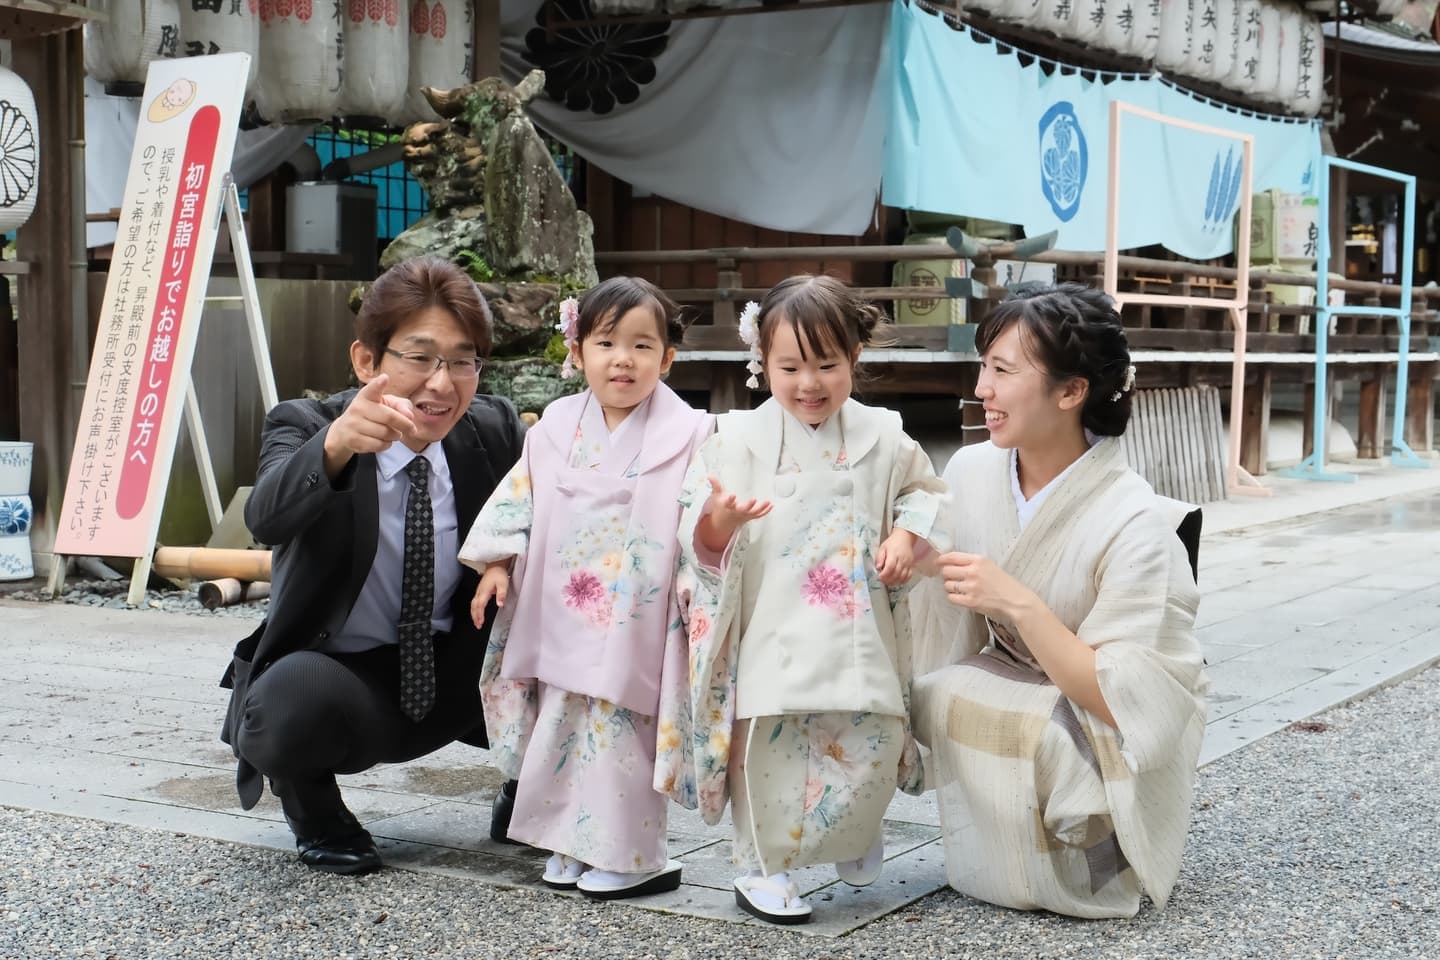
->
<box><xmin>522</xmin><ymin>0</ymin><xmax>670</xmax><ymax>114</ymax></box>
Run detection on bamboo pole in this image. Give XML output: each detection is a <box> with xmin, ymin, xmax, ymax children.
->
<box><xmin>198</xmin><ymin>578</ymin><xmax>270</xmax><ymax>610</ymax></box>
<box><xmin>152</xmin><ymin>547</ymin><xmax>271</xmax><ymax>582</ymax></box>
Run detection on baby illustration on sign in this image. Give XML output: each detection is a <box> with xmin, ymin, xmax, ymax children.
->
<box><xmin>148</xmin><ymin>78</ymin><xmax>197</xmax><ymax>123</ymax></box>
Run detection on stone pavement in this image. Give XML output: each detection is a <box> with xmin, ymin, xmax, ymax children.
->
<box><xmin>1</xmin><ymin>480</ymin><xmax>1438</xmax><ymax>937</ymax></box>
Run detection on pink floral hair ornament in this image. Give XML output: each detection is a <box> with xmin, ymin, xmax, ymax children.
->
<box><xmin>737</xmin><ymin>300</ymin><xmax>763</xmax><ymax>389</ymax></box>
<box><xmin>557</xmin><ymin>297</ymin><xmax>580</xmax><ymax>379</ymax></box>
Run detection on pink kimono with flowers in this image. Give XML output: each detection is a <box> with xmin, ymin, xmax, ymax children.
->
<box><xmin>660</xmin><ymin>398</ymin><xmax>948</xmax><ymax>876</ymax></box>
<box><xmin>458</xmin><ymin>383</ymin><xmax>712</xmax><ymax>872</ymax></box>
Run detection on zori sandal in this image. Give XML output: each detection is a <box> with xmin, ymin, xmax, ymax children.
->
<box><xmin>733</xmin><ymin>873</ymin><xmax>812</xmax><ymax>925</ymax></box>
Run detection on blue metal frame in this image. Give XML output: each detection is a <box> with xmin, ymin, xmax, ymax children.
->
<box><xmin>1281</xmin><ymin>156</ymin><xmax>1427</xmax><ymax>482</ymax></box>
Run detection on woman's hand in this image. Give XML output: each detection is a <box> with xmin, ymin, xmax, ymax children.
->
<box><xmin>939</xmin><ymin>551</ymin><xmax>1117</xmax><ymax>728</ymax></box>
<box><xmin>937</xmin><ymin>552</ymin><xmax>1038</xmax><ymax>623</ymax></box>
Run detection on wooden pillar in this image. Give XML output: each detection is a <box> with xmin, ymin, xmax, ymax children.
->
<box><xmin>1356</xmin><ymin>366</ymin><xmax>1385</xmax><ymax>459</ymax></box>
<box><xmin>1406</xmin><ymin>361</ymin><xmax>1436</xmax><ymax>455</ymax></box>
<box><xmin>13</xmin><ymin>31</ymin><xmax>79</xmax><ymax>542</ymax></box>
<box><xmin>1328</xmin><ymin>165</ymin><xmax>1347</xmax><ymax>278</ymax></box>
<box><xmin>1239</xmin><ymin>366</ymin><xmax>1271</xmax><ymax>476</ymax></box>
<box><xmin>708</xmin><ymin>266</ymin><xmax>749</xmax><ymax>413</ymax></box>
<box><xmin>473</xmin><ymin>0</ymin><xmax>502</xmax><ymax>80</ymax></box>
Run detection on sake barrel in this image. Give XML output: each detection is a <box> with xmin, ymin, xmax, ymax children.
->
<box><xmin>178</xmin><ymin>0</ymin><xmax>261</xmax><ymax>95</ymax></box>
<box><xmin>1294</xmin><ymin>14</ymin><xmax>1323</xmax><ymax>116</ymax></box>
<box><xmin>1225</xmin><ymin>0</ymin><xmax>1262</xmax><ymax>94</ymax></box>
<box><xmin>255</xmin><ymin>0</ymin><xmax>343</xmax><ymax>123</ymax></box>
<box><xmin>341</xmin><ymin>0</ymin><xmax>409</xmax><ymax>124</ymax></box>
<box><xmin>404</xmin><ymin>0</ymin><xmax>473</xmax><ymax>123</ymax></box>
<box><xmin>1254</xmin><ymin>2</ymin><xmax>1282</xmax><ymax>100</ymax></box>
<box><xmin>1156</xmin><ymin>0</ymin><xmax>1193</xmax><ymax>72</ymax></box>
<box><xmin>0</xmin><ymin>66</ymin><xmax>39</xmax><ymax>233</ymax></box>
<box><xmin>83</xmin><ymin>0</ymin><xmax>182</xmax><ymax>98</ymax></box>
<box><xmin>1185</xmin><ymin>0</ymin><xmax>1221</xmax><ymax>78</ymax></box>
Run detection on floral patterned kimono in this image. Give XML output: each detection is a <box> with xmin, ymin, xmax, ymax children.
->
<box><xmin>458</xmin><ymin>384</ymin><xmax>712</xmax><ymax>873</ymax></box>
<box><xmin>661</xmin><ymin>398</ymin><xmax>948</xmax><ymax>876</ymax></box>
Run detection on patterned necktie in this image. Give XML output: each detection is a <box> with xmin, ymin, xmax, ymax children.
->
<box><xmin>398</xmin><ymin>456</ymin><xmax>436</xmax><ymax>722</ymax></box>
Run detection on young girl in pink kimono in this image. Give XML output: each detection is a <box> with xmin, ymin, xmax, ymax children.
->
<box><xmin>458</xmin><ymin>277</ymin><xmax>713</xmax><ymax>900</ymax></box>
<box><xmin>661</xmin><ymin>275</ymin><xmax>949</xmax><ymax>924</ymax></box>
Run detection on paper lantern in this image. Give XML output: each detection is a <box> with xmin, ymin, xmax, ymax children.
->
<box><xmin>1156</xmin><ymin>0</ymin><xmax>1193</xmax><ymax>72</ymax></box>
<box><xmin>1254</xmin><ymin>2</ymin><xmax>1282</xmax><ymax>100</ymax></box>
<box><xmin>255</xmin><ymin>0</ymin><xmax>344</xmax><ymax>123</ymax></box>
<box><xmin>1225</xmin><ymin>0</ymin><xmax>1262</xmax><ymax>94</ymax></box>
<box><xmin>1294</xmin><ymin>15</ymin><xmax>1323</xmax><ymax>117</ymax></box>
<box><xmin>341</xmin><ymin>0</ymin><xmax>410</xmax><ymax>124</ymax></box>
<box><xmin>83</xmin><ymin>0</ymin><xmax>182</xmax><ymax>98</ymax></box>
<box><xmin>1273</xmin><ymin>5</ymin><xmax>1301</xmax><ymax>106</ymax></box>
<box><xmin>1065</xmin><ymin>0</ymin><xmax>1109</xmax><ymax>45</ymax></box>
<box><xmin>178</xmin><ymin>0</ymin><xmax>261</xmax><ymax>96</ymax></box>
<box><xmin>1185</xmin><ymin>0</ymin><xmax>1220</xmax><ymax>78</ymax></box>
<box><xmin>1028</xmin><ymin>0</ymin><xmax>1076</xmax><ymax>40</ymax></box>
<box><xmin>404</xmin><ymin>0</ymin><xmax>473</xmax><ymax>123</ymax></box>
<box><xmin>1210</xmin><ymin>0</ymin><xmax>1237</xmax><ymax>82</ymax></box>
<box><xmin>1100</xmin><ymin>0</ymin><xmax>1157</xmax><ymax>58</ymax></box>
<box><xmin>0</xmin><ymin>68</ymin><xmax>39</xmax><ymax>234</ymax></box>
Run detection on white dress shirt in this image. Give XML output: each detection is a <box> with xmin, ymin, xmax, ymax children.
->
<box><xmin>327</xmin><ymin>441</ymin><xmax>459</xmax><ymax>653</ymax></box>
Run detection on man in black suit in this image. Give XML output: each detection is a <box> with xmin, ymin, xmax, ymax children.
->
<box><xmin>220</xmin><ymin>256</ymin><xmax>525</xmax><ymax>874</ymax></box>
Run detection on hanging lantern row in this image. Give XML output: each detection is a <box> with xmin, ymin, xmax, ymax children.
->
<box><xmin>966</xmin><ymin>0</ymin><xmax>1324</xmax><ymax>117</ymax></box>
<box><xmin>82</xmin><ymin>0</ymin><xmax>475</xmax><ymax>127</ymax></box>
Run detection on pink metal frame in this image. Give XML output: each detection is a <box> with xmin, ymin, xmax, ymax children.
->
<box><xmin>1103</xmin><ymin>100</ymin><xmax>1268</xmax><ymax>498</ymax></box>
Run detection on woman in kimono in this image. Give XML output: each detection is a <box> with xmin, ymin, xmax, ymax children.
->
<box><xmin>663</xmin><ymin>275</ymin><xmax>948</xmax><ymax>924</ymax></box>
<box><xmin>909</xmin><ymin>283</ymin><xmax>1208</xmax><ymax>919</ymax></box>
<box><xmin>458</xmin><ymin>277</ymin><xmax>712</xmax><ymax>900</ymax></box>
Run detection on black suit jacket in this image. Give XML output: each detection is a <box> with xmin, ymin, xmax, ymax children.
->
<box><xmin>219</xmin><ymin>388</ymin><xmax>525</xmax><ymax>808</ymax></box>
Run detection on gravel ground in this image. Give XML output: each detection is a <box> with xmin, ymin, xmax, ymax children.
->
<box><xmin>5</xmin><ymin>578</ymin><xmax>266</xmax><ymax>620</ymax></box>
<box><xmin>2</xmin><ymin>666</ymin><xmax>1435</xmax><ymax>960</ymax></box>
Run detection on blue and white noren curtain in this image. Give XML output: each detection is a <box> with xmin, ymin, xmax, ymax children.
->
<box><xmin>883</xmin><ymin>1</ymin><xmax>1322</xmax><ymax>259</ymax></box>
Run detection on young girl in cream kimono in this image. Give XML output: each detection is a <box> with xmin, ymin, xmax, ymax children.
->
<box><xmin>909</xmin><ymin>284</ymin><xmax>1208</xmax><ymax>918</ymax></box>
<box><xmin>661</xmin><ymin>275</ymin><xmax>948</xmax><ymax>924</ymax></box>
<box><xmin>458</xmin><ymin>277</ymin><xmax>712</xmax><ymax>900</ymax></box>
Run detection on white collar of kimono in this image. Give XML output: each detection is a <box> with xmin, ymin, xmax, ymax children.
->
<box><xmin>376</xmin><ymin>438</ymin><xmax>445</xmax><ymax>481</ymax></box>
<box><xmin>1010</xmin><ymin>429</ymin><xmax>1101</xmax><ymax>530</ymax></box>
<box><xmin>592</xmin><ymin>390</ymin><xmax>653</xmax><ymax>443</ymax></box>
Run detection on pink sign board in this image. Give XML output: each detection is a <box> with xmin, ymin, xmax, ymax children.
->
<box><xmin>54</xmin><ymin>54</ymin><xmax>250</xmax><ymax>558</ymax></box>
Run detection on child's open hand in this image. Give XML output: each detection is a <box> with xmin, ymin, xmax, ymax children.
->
<box><xmin>697</xmin><ymin>476</ymin><xmax>772</xmax><ymax>554</ymax></box>
<box><xmin>470</xmin><ymin>562</ymin><xmax>510</xmax><ymax>628</ymax></box>
<box><xmin>876</xmin><ymin>528</ymin><xmax>918</xmax><ymax>587</ymax></box>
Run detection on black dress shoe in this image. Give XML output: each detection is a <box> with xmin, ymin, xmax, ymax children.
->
<box><xmin>272</xmin><ymin>776</ymin><xmax>383</xmax><ymax>875</ymax></box>
<box><xmin>490</xmin><ymin>778</ymin><xmax>523</xmax><ymax>845</ymax></box>
<box><xmin>295</xmin><ymin>831</ymin><xmax>383</xmax><ymax>876</ymax></box>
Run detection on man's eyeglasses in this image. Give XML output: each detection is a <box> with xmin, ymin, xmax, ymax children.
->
<box><xmin>384</xmin><ymin>348</ymin><xmax>485</xmax><ymax>380</ymax></box>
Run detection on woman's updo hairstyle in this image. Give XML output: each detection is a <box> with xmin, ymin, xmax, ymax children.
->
<box><xmin>756</xmin><ymin>274</ymin><xmax>889</xmax><ymax>364</ymax></box>
<box><xmin>975</xmin><ymin>283</ymin><xmax>1134</xmax><ymax>437</ymax></box>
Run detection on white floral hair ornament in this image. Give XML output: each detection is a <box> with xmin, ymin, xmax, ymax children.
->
<box><xmin>1110</xmin><ymin>364</ymin><xmax>1137</xmax><ymax>402</ymax></box>
<box><xmin>557</xmin><ymin>297</ymin><xmax>580</xmax><ymax>379</ymax></box>
<box><xmin>737</xmin><ymin>300</ymin><xmax>764</xmax><ymax>390</ymax></box>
